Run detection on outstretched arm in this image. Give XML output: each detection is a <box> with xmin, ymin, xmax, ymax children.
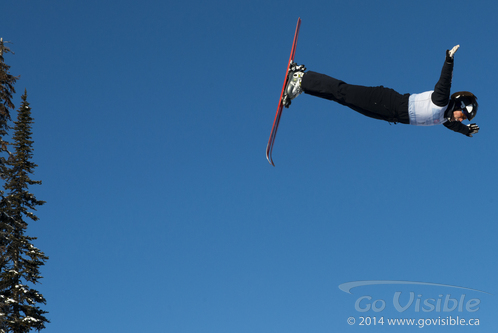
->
<box><xmin>431</xmin><ymin>45</ymin><xmax>459</xmax><ymax>107</ymax></box>
<box><xmin>444</xmin><ymin>122</ymin><xmax>480</xmax><ymax>137</ymax></box>
<box><xmin>438</xmin><ymin>45</ymin><xmax>480</xmax><ymax>137</ymax></box>
<box><xmin>443</xmin><ymin>121</ymin><xmax>469</xmax><ymax>135</ymax></box>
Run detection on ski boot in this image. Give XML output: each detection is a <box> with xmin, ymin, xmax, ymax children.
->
<box><xmin>282</xmin><ymin>62</ymin><xmax>306</xmax><ymax>108</ymax></box>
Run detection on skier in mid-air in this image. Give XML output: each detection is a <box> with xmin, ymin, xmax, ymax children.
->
<box><xmin>284</xmin><ymin>45</ymin><xmax>480</xmax><ymax>137</ymax></box>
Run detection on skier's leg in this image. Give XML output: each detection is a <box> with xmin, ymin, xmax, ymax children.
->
<box><xmin>302</xmin><ymin>71</ymin><xmax>409</xmax><ymax>123</ymax></box>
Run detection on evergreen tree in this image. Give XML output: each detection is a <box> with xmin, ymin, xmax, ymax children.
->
<box><xmin>0</xmin><ymin>91</ymin><xmax>48</xmax><ymax>332</ymax></box>
<box><xmin>0</xmin><ymin>37</ymin><xmax>18</xmax><ymax>333</ymax></box>
<box><xmin>0</xmin><ymin>38</ymin><xmax>18</xmax><ymax>167</ymax></box>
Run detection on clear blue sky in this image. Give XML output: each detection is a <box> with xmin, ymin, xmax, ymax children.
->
<box><xmin>3</xmin><ymin>0</ymin><xmax>498</xmax><ymax>332</ymax></box>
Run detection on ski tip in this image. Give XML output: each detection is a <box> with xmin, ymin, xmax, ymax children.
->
<box><xmin>266</xmin><ymin>152</ymin><xmax>275</xmax><ymax>166</ymax></box>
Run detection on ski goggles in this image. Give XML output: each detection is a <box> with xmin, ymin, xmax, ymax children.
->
<box><xmin>451</xmin><ymin>92</ymin><xmax>478</xmax><ymax>121</ymax></box>
<box><xmin>460</xmin><ymin>100</ymin><xmax>474</xmax><ymax>120</ymax></box>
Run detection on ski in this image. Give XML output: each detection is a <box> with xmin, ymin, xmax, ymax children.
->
<box><xmin>266</xmin><ymin>17</ymin><xmax>302</xmax><ymax>166</ymax></box>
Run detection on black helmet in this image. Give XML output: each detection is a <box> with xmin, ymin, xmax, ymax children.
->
<box><xmin>451</xmin><ymin>91</ymin><xmax>478</xmax><ymax>121</ymax></box>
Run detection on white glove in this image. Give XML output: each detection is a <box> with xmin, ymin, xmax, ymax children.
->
<box><xmin>448</xmin><ymin>45</ymin><xmax>460</xmax><ymax>59</ymax></box>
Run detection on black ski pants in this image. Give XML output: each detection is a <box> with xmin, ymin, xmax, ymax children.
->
<box><xmin>302</xmin><ymin>71</ymin><xmax>410</xmax><ymax>124</ymax></box>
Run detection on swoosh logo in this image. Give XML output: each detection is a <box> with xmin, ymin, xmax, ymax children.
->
<box><xmin>338</xmin><ymin>280</ymin><xmax>492</xmax><ymax>295</ymax></box>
